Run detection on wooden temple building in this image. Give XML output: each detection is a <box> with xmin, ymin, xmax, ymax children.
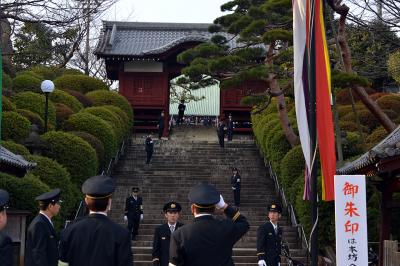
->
<box><xmin>94</xmin><ymin>21</ymin><xmax>266</xmax><ymax>135</ymax></box>
<box><xmin>337</xmin><ymin>126</ymin><xmax>400</xmax><ymax>265</ymax></box>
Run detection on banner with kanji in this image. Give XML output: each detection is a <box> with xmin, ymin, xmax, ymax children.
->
<box><xmin>334</xmin><ymin>175</ymin><xmax>368</xmax><ymax>266</ymax></box>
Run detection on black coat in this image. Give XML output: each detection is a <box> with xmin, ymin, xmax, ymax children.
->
<box><xmin>158</xmin><ymin>116</ymin><xmax>165</xmax><ymax>128</ymax></box>
<box><xmin>227</xmin><ymin>119</ymin><xmax>234</xmax><ymax>131</ymax></box>
<box><xmin>152</xmin><ymin>222</ymin><xmax>184</xmax><ymax>266</ymax></box>
<box><xmin>231</xmin><ymin>174</ymin><xmax>241</xmax><ymax>190</ymax></box>
<box><xmin>256</xmin><ymin>221</ymin><xmax>282</xmax><ymax>266</ymax></box>
<box><xmin>125</xmin><ymin>196</ymin><xmax>143</xmax><ymax>218</ymax></box>
<box><xmin>217</xmin><ymin>123</ymin><xmax>225</xmax><ymax>138</ymax></box>
<box><xmin>169</xmin><ymin>206</ymin><xmax>249</xmax><ymax>266</ymax></box>
<box><xmin>0</xmin><ymin>232</ymin><xmax>13</xmax><ymax>266</ymax></box>
<box><xmin>25</xmin><ymin>214</ymin><xmax>58</xmax><ymax>266</ymax></box>
<box><xmin>59</xmin><ymin>213</ymin><xmax>133</xmax><ymax>266</ymax></box>
<box><xmin>178</xmin><ymin>104</ymin><xmax>186</xmax><ymax>114</ymax></box>
<box><xmin>145</xmin><ymin>138</ymin><xmax>154</xmax><ymax>152</ymax></box>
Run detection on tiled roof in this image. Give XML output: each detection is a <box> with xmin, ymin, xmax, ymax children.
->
<box><xmin>0</xmin><ymin>146</ymin><xmax>37</xmax><ymax>170</ymax></box>
<box><xmin>94</xmin><ymin>21</ymin><xmax>248</xmax><ymax>57</ymax></box>
<box><xmin>337</xmin><ymin>126</ymin><xmax>400</xmax><ymax>175</ymax></box>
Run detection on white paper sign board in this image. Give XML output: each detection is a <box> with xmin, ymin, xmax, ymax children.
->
<box><xmin>334</xmin><ymin>175</ymin><xmax>368</xmax><ymax>266</ymax></box>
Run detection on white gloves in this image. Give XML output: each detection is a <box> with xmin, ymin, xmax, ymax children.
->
<box><xmin>123</xmin><ymin>215</ymin><xmax>127</xmax><ymax>222</ymax></box>
<box><xmin>258</xmin><ymin>260</ymin><xmax>266</xmax><ymax>266</ymax></box>
<box><xmin>216</xmin><ymin>195</ymin><xmax>226</xmax><ymax>209</ymax></box>
<box><xmin>140</xmin><ymin>214</ymin><xmax>144</xmax><ymax>220</ymax></box>
<box><xmin>232</xmin><ymin>187</ymin><xmax>236</xmax><ymax>190</ymax></box>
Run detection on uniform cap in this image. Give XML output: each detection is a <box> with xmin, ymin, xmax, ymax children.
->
<box><xmin>0</xmin><ymin>189</ymin><xmax>9</xmax><ymax>211</ymax></box>
<box><xmin>132</xmin><ymin>187</ymin><xmax>140</xmax><ymax>192</ymax></box>
<box><xmin>268</xmin><ymin>203</ymin><xmax>282</xmax><ymax>213</ymax></box>
<box><xmin>82</xmin><ymin>175</ymin><xmax>115</xmax><ymax>199</ymax></box>
<box><xmin>188</xmin><ymin>184</ymin><xmax>220</xmax><ymax>208</ymax></box>
<box><xmin>232</xmin><ymin>167</ymin><xmax>238</xmax><ymax>171</ymax></box>
<box><xmin>35</xmin><ymin>188</ymin><xmax>61</xmax><ymax>203</ymax></box>
<box><xmin>163</xmin><ymin>201</ymin><xmax>182</xmax><ymax>212</ymax></box>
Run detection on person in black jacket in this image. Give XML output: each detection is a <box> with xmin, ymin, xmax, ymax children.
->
<box><xmin>257</xmin><ymin>203</ymin><xmax>283</xmax><ymax>266</ymax></box>
<box><xmin>230</xmin><ymin>167</ymin><xmax>241</xmax><ymax>207</ymax></box>
<box><xmin>217</xmin><ymin>119</ymin><xmax>226</xmax><ymax>148</ymax></box>
<box><xmin>169</xmin><ymin>184</ymin><xmax>250</xmax><ymax>266</ymax></box>
<box><xmin>25</xmin><ymin>188</ymin><xmax>61</xmax><ymax>266</ymax></box>
<box><xmin>177</xmin><ymin>100</ymin><xmax>186</xmax><ymax>126</ymax></box>
<box><xmin>145</xmin><ymin>134</ymin><xmax>154</xmax><ymax>164</ymax></box>
<box><xmin>152</xmin><ymin>202</ymin><xmax>184</xmax><ymax>266</ymax></box>
<box><xmin>0</xmin><ymin>189</ymin><xmax>12</xmax><ymax>266</ymax></box>
<box><xmin>227</xmin><ymin>114</ymin><xmax>234</xmax><ymax>141</ymax></box>
<box><xmin>59</xmin><ymin>175</ymin><xmax>133</xmax><ymax>266</ymax></box>
<box><xmin>158</xmin><ymin>110</ymin><xmax>165</xmax><ymax>139</ymax></box>
<box><xmin>124</xmin><ymin>187</ymin><xmax>143</xmax><ymax>240</ymax></box>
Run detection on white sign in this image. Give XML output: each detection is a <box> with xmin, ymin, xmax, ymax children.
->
<box><xmin>334</xmin><ymin>175</ymin><xmax>368</xmax><ymax>266</ymax></box>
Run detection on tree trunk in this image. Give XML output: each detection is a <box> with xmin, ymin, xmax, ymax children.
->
<box><xmin>329</xmin><ymin>1</ymin><xmax>397</xmax><ymax>133</ymax></box>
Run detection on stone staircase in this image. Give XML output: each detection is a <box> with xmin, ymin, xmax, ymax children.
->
<box><xmin>109</xmin><ymin>126</ymin><xmax>309</xmax><ymax>265</ymax></box>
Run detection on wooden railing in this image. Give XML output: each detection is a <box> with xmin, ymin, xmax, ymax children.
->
<box><xmin>384</xmin><ymin>240</ymin><xmax>400</xmax><ymax>266</ymax></box>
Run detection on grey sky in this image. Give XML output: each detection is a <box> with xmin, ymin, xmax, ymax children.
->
<box><xmin>103</xmin><ymin>0</ymin><xmax>229</xmax><ymax>23</ymax></box>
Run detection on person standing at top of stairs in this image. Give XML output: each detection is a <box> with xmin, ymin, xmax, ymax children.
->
<box><xmin>145</xmin><ymin>134</ymin><xmax>154</xmax><ymax>165</ymax></box>
<box><xmin>177</xmin><ymin>100</ymin><xmax>186</xmax><ymax>126</ymax></box>
<box><xmin>217</xmin><ymin>119</ymin><xmax>226</xmax><ymax>148</ymax></box>
<box><xmin>227</xmin><ymin>114</ymin><xmax>234</xmax><ymax>141</ymax></box>
<box><xmin>152</xmin><ymin>202</ymin><xmax>184</xmax><ymax>266</ymax></box>
<box><xmin>158</xmin><ymin>111</ymin><xmax>165</xmax><ymax>140</ymax></box>
<box><xmin>230</xmin><ymin>167</ymin><xmax>241</xmax><ymax>207</ymax></box>
<box><xmin>124</xmin><ymin>187</ymin><xmax>144</xmax><ymax>240</ymax></box>
<box><xmin>169</xmin><ymin>184</ymin><xmax>250</xmax><ymax>266</ymax></box>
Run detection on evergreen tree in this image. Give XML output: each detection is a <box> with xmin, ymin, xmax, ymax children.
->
<box><xmin>177</xmin><ymin>0</ymin><xmax>299</xmax><ymax>146</ymax></box>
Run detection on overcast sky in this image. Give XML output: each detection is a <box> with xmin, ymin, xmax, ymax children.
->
<box><xmin>102</xmin><ymin>0</ymin><xmax>229</xmax><ymax>23</ymax></box>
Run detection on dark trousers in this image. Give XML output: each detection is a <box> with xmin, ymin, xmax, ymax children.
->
<box><xmin>158</xmin><ymin>126</ymin><xmax>164</xmax><ymax>139</ymax></box>
<box><xmin>128</xmin><ymin>216</ymin><xmax>140</xmax><ymax>239</ymax></box>
<box><xmin>177</xmin><ymin>112</ymin><xmax>184</xmax><ymax>125</ymax></box>
<box><xmin>218</xmin><ymin>135</ymin><xmax>224</xmax><ymax>147</ymax></box>
<box><xmin>233</xmin><ymin>189</ymin><xmax>240</xmax><ymax>206</ymax></box>
<box><xmin>146</xmin><ymin>151</ymin><xmax>153</xmax><ymax>164</ymax></box>
<box><xmin>227</xmin><ymin>129</ymin><xmax>233</xmax><ymax>141</ymax></box>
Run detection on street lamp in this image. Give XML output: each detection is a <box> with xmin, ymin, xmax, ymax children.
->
<box><xmin>40</xmin><ymin>80</ymin><xmax>55</xmax><ymax>133</ymax></box>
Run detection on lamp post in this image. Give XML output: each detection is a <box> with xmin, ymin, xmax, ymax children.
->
<box><xmin>40</xmin><ymin>80</ymin><xmax>55</xmax><ymax>133</ymax></box>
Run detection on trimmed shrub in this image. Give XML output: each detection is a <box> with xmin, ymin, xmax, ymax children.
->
<box><xmin>26</xmin><ymin>155</ymin><xmax>80</xmax><ymax>223</ymax></box>
<box><xmin>64</xmin><ymin>89</ymin><xmax>93</xmax><ymax>107</ymax></box>
<box><xmin>376</xmin><ymin>95</ymin><xmax>400</xmax><ymax>114</ymax></box>
<box><xmin>54</xmin><ymin>75</ymin><xmax>108</xmax><ymax>94</ymax></box>
<box><xmin>339</xmin><ymin>120</ymin><xmax>368</xmax><ymax>133</ymax></box>
<box><xmin>2</xmin><ymin>96</ymin><xmax>16</xmax><ymax>111</ymax></box>
<box><xmin>280</xmin><ymin>145</ymin><xmax>305</xmax><ymax>202</ymax></box>
<box><xmin>17</xmin><ymin>109</ymin><xmax>45</xmax><ymax>132</ymax></box>
<box><xmin>365</xmin><ymin>127</ymin><xmax>389</xmax><ymax>149</ymax></box>
<box><xmin>65</xmin><ymin>112</ymin><xmax>117</xmax><ymax>162</ymax></box>
<box><xmin>14</xmin><ymin>92</ymin><xmax>56</xmax><ymax>126</ymax></box>
<box><xmin>55</xmin><ymin>103</ymin><xmax>74</xmax><ymax>130</ymax></box>
<box><xmin>82</xmin><ymin>107</ymin><xmax>125</xmax><ymax>143</ymax></box>
<box><xmin>50</xmin><ymin>89</ymin><xmax>83</xmax><ymax>112</ymax></box>
<box><xmin>382</xmin><ymin>109</ymin><xmax>398</xmax><ymax>120</ymax></box>
<box><xmin>335</xmin><ymin>87</ymin><xmax>375</xmax><ymax>105</ymax></box>
<box><xmin>1</xmin><ymin>140</ymin><xmax>30</xmax><ymax>156</ymax></box>
<box><xmin>342</xmin><ymin>109</ymin><xmax>379</xmax><ymax>131</ymax></box>
<box><xmin>337</xmin><ymin>105</ymin><xmax>353</xmax><ymax>118</ymax></box>
<box><xmin>12</xmin><ymin>74</ymin><xmax>42</xmax><ymax>93</ymax></box>
<box><xmin>1</xmin><ymin>111</ymin><xmax>31</xmax><ymax>142</ymax></box>
<box><xmin>69</xmin><ymin>131</ymin><xmax>105</xmax><ymax>169</ymax></box>
<box><xmin>3</xmin><ymin>73</ymin><xmax>12</xmax><ymax>89</ymax></box>
<box><xmin>15</xmin><ymin>70</ymin><xmax>43</xmax><ymax>79</ymax></box>
<box><xmin>62</xmin><ymin>69</ymin><xmax>84</xmax><ymax>76</ymax></box>
<box><xmin>29</xmin><ymin>65</ymin><xmax>61</xmax><ymax>80</ymax></box>
<box><xmin>42</xmin><ymin>131</ymin><xmax>98</xmax><ymax>186</ymax></box>
<box><xmin>102</xmin><ymin>105</ymin><xmax>131</xmax><ymax>136</ymax></box>
<box><xmin>342</xmin><ymin>131</ymin><xmax>364</xmax><ymax>158</ymax></box>
<box><xmin>369</xmin><ymin>92</ymin><xmax>388</xmax><ymax>101</ymax></box>
<box><xmin>86</xmin><ymin>90</ymin><xmax>133</xmax><ymax>124</ymax></box>
<box><xmin>266</xmin><ymin>129</ymin><xmax>292</xmax><ymax>173</ymax></box>
<box><xmin>0</xmin><ymin>173</ymin><xmax>49</xmax><ymax>214</ymax></box>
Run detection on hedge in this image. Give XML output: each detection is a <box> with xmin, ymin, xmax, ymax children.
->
<box><xmin>280</xmin><ymin>145</ymin><xmax>305</xmax><ymax>202</ymax></box>
<box><xmin>339</xmin><ymin>120</ymin><xmax>369</xmax><ymax>133</ymax></box>
<box><xmin>14</xmin><ymin>92</ymin><xmax>56</xmax><ymax>126</ymax></box>
<box><xmin>365</xmin><ymin>127</ymin><xmax>388</xmax><ymax>149</ymax></box>
<box><xmin>65</xmin><ymin>112</ymin><xmax>117</xmax><ymax>163</ymax></box>
<box><xmin>3</xmin><ymin>73</ymin><xmax>12</xmax><ymax>89</ymax></box>
<box><xmin>1</xmin><ymin>111</ymin><xmax>31</xmax><ymax>142</ymax></box>
<box><xmin>342</xmin><ymin>109</ymin><xmax>379</xmax><ymax>131</ymax></box>
<box><xmin>1</xmin><ymin>140</ymin><xmax>30</xmax><ymax>156</ymax></box>
<box><xmin>15</xmin><ymin>70</ymin><xmax>43</xmax><ymax>80</ymax></box>
<box><xmin>29</xmin><ymin>65</ymin><xmax>61</xmax><ymax>80</ymax></box>
<box><xmin>82</xmin><ymin>107</ymin><xmax>125</xmax><ymax>143</ymax></box>
<box><xmin>86</xmin><ymin>90</ymin><xmax>134</xmax><ymax>125</ymax></box>
<box><xmin>12</xmin><ymin>74</ymin><xmax>42</xmax><ymax>93</ymax></box>
<box><xmin>376</xmin><ymin>95</ymin><xmax>400</xmax><ymax>114</ymax></box>
<box><xmin>55</xmin><ymin>103</ymin><xmax>74</xmax><ymax>129</ymax></box>
<box><xmin>69</xmin><ymin>131</ymin><xmax>105</xmax><ymax>169</ymax></box>
<box><xmin>17</xmin><ymin>109</ymin><xmax>45</xmax><ymax>133</ymax></box>
<box><xmin>64</xmin><ymin>89</ymin><xmax>93</xmax><ymax>107</ymax></box>
<box><xmin>266</xmin><ymin>129</ymin><xmax>292</xmax><ymax>173</ymax></box>
<box><xmin>42</xmin><ymin>131</ymin><xmax>98</xmax><ymax>186</ymax></box>
<box><xmin>26</xmin><ymin>155</ymin><xmax>80</xmax><ymax>225</ymax></box>
<box><xmin>62</xmin><ymin>69</ymin><xmax>84</xmax><ymax>76</ymax></box>
<box><xmin>54</xmin><ymin>75</ymin><xmax>108</xmax><ymax>94</ymax></box>
<box><xmin>342</xmin><ymin>131</ymin><xmax>364</xmax><ymax>158</ymax></box>
<box><xmin>335</xmin><ymin>87</ymin><xmax>375</xmax><ymax>105</ymax></box>
<box><xmin>102</xmin><ymin>105</ymin><xmax>131</xmax><ymax>135</ymax></box>
<box><xmin>0</xmin><ymin>173</ymin><xmax>49</xmax><ymax>215</ymax></box>
<box><xmin>50</xmin><ymin>89</ymin><xmax>83</xmax><ymax>112</ymax></box>
<box><xmin>2</xmin><ymin>96</ymin><xmax>16</xmax><ymax>111</ymax></box>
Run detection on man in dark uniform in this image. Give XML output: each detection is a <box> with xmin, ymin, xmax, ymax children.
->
<box><xmin>59</xmin><ymin>175</ymin><xmax>133</xmax><ymax>266</ymax></box>
<box><xmin>257</xmin><ymin>203</ymin><xmax>283</xmax><ymax>266</ymax></box>
<box><xmin>230</xmin><ymin>167</ymin><xmax>241</xmax><ymax>207</ymax></box>
<box><xmin>158</xmin><ymin>110</ymin><xmax>165</xmax><ymax>139</ymax></box>
<box><xmin>145</xmin><ymin>134</ymin><xmax>154</xmax><ymax>164</ymax></box>
<box><xmin>0</xmin><ymin>189</ymin><xmax>12</xmax><ymax>266</ymax></box>
<box><xmin>152</xmin><ymin>202</ymin><xmax>184</xmax><ymax>266</ymax></box>
<box><xmin>169</xmin><ymin>183</ymin><xmax>249</xmax><ymax>266</ymax></box>
<box><xmin>124</xmin><ymin>187</ymin><xmax>143</xmax><ymax>240</ymax></box>
<box><xmin>177</xmin><ymin>100</ymin><xmax>186</xmax><ymax>125</ymax></box>
<box><xmin>25</xmin><ymin>188</ymin><xmax>61</xmax><ymax>266</ymax></box>
<box><xmin>227</xmin><ymin>114</ymin><xmax>234</xmax><ymax>141</ymax></box>
<box><xmin>217</xmin><ymin>119</ymin><xmax>226</xmax><ymax>148</ymax></box>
